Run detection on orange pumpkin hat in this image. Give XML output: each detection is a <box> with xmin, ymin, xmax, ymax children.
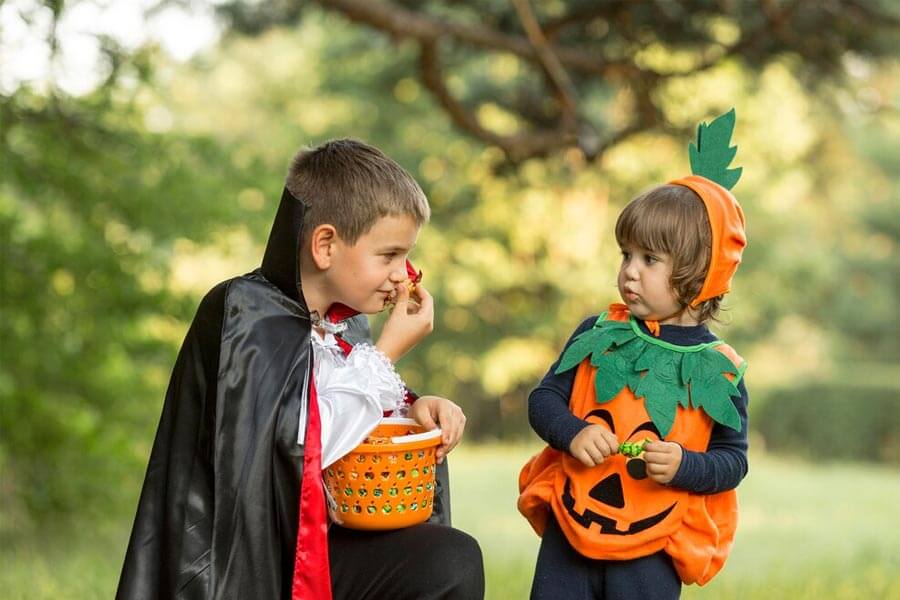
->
<box><xmin>670</xmin><ymin>109</ymin><xmax>747</xmax><ymax>307</ymax></box>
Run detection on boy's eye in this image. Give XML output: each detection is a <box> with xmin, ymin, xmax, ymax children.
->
<box><xmin>620</xmin><ymin>251</ymin><xmax>631</xmax><ymax>260</ymax></box>
<box><xmin>645</xmin><ymin>255</ymin><xmax>658</xmax><ymax>265</ymax></box>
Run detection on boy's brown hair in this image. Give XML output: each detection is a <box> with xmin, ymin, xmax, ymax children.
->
<box><xmin>615</xmin><ymin>184</ymin><xmax>722</xmax><ymax>323</ymax></box>
<box><xmin>286</xmin><ymin>138</ymin><xmax>430</xmax><ymax>245</ymax></box>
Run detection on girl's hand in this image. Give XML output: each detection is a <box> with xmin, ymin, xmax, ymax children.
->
<box><xmin>569</xmin><ymin>424</ymin><xmax>619</xmax><ymax>467</ymax></box>
<box><xmin>642</xmin><ymin>441</ymin><xmax>683</xmax><ymax>484</ymax></box>
<box><xmin>408</xmin><ymin>395</ymin><xmax>466</xmax><ymax>464</ymax></box>
<box><xmin>376</xmin><ymin>284</ymin><xmax>434</xmax><ymax>362</ymax></box>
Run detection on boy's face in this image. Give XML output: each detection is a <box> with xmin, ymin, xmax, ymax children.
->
<box><xmin>617</xmin><ymin>243</ymin><xmax>684</xmax><ymax>324</ymax></box>
<box><xmin>326</xmin><ymin>214</ymin><xmax>420</xmax><ymax>314</ymax></box>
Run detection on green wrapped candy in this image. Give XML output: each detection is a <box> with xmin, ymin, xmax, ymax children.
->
<box><xmin>618</xmin><ymin>437</ymin><xmax>653</xmax><ymax>458</ymax></box>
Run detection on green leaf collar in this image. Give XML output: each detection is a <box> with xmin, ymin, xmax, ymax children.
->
<box><xmin>555</xmin><ymin>314</ymin><xmax>746</xmax><ymax>436</ymax></box>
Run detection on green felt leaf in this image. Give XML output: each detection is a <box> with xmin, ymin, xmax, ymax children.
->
<box><xmin>695</xmin><ymin>349</ymin><xmax>739</xmax><ymax>384</ymax></box>
<box><xmin>589</xmin><ymin>327</ymin><xmax>636</xmax><ymax>367</ymax></box>
<box><xmin>638</xmin><ymin>354</ymin><xmax>688</xmax><ymax>411</ymax></box>
<box><xmin>557</xmin><ymin>320</ymin><xmax>636</xmax><ymax>375</ymax></box>
<box><xmin>555</xmin><ymin>328</ymin><xmax>604</xmax><ymax>374</ymax></box>
<box><xmin>635</xmin><ymin>373</ymin><xmax>678</xmax><ymax>436</ymax></box>
<box><xmin>634</xmin><ymin>344</ymin><xmax>668</xmax><ymax>373</ymax></box>
<box><xmin>690</xmin><ymin>374</ymin><xmax>742</xmax><ymax>431</ymax></box>
<box><xmin>594</xmin><ymin>362</ymin><xmax>626</xmax><ymax>404</ymax></box>
<box><xmin>680</xmin><ymin>352</ymin><xmax>698</xmax><ymax>386</ymax></box>
<box><xmin>689</xmin><ymin>108</ymin><xmax>742</xmax><ymax>190</ymax></box>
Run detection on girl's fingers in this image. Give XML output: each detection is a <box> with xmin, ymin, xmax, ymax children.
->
<box><xmin>643</xmin><ymin>451</ymin><xmax>672</xmax><ymax>465</ymax></box>
<box><xmin>576</xmin><ymin>449</ymin><xmax>594</xmax><ymax>468</ymax></box>
<box><xmin>601</xmin><ymin>431</ymin><xmax>620</xmax><ymax>453</ymax></box>
<box><xmin>584</xmin><ymin>444</ymin><xmax>604</xmax><ymax>466</ymax></box>
<box><xmin>594</xmin><ymin>437</ymin><xmax>613</xmax><ymax>458</ymax></box>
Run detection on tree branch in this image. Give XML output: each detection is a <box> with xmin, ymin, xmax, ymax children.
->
<box><xmin>418</xmin><ymin>40</ymin><xmax>576</xmax><ymax>162</ymax></box>
<box><xmin>316</xmin><ymin>0</ymin><xmax>633</xmax><ymax>78</ymax></box>
<box><xmin>511</xmin><ymin>0</ymin><xmax>578</xmax><ymax>129</ymax></box>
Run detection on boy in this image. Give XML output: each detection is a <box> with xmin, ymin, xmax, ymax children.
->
<box><xmin>117</xmin><ymin>139</ymin><xmax>484</xmax><ymax>599</ymax></box>
<box><xmin>519</xmin><ymin>111</ymin><xmax>749</xmax><ymax>599</ymax></box>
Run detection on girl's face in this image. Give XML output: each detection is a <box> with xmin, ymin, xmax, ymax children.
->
<box><xmin>617</xmin><ymin>243</ymin><xmax>697</xmax><ymax>326</ymax></box>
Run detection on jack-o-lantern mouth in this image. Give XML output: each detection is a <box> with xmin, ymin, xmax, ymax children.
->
<box><xmin>561</xmin><ymin>478</ymin><xmax>676</xmax><ymax>535</ymax></box>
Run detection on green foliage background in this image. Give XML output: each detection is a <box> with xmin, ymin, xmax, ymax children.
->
<box><xmin>1</xmin><ymin>3</ymin><xmax>898</xmax><ymax>596</ymax></box>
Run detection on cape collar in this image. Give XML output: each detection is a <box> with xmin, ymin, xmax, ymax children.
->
<box><xmin>260</xmin><ymin>187</ymin><xmax>309</xmax><ymax>310</ymax></box>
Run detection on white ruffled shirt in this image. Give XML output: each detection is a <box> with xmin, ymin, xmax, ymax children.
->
<box><xmin>309</xmin><ymin>328</ymin><xmax>408</xmax><ymax>468</ymax></box>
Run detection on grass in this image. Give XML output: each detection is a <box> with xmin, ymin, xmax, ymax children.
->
<box><xmin>450</xmin><ymin>444</ymin><xmax>900</xmax><ymax>600</ymax></box>
<box><xmin>3</xmin><ymin>445</ymin><xmax>899</xmax><ymax>599</ymax></box>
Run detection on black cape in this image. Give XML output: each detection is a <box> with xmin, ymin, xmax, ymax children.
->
<box><xmin>117</xmin><ymin>188</ymin><xmax>450</xmax><ymax>599</ymax></box>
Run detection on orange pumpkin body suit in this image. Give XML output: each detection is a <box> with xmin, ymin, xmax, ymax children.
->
<box><xmin>518</xmin><ymin>306</ymin><xmax>743</xmax><ymax>585</ymax></box>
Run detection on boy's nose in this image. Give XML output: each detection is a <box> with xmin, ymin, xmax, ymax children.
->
<box><xmin>389</xmin><ymin>266</ymin><xmax>407</xmax><ymax>282</ymax></box>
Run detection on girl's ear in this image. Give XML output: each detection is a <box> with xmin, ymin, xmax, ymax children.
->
<box><xmin>309</xmin><ymin>224</ymin><xmax>339</xmax><ymax>269</ymax></box>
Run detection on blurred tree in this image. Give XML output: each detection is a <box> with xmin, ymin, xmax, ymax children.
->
<box><xmin>154</xmin><ymin>10</ymin><xmax>899</xmax><ymax>442</ymax></box>
<box><xmin>1</xmin><ymin>1</ymin><xmax>897</xmax><ymax>530</ymax></box>
<box><xmin>215</xmin><ymin>0</ymin><xmax>900</xmax><ymax>163</ymax></box>
<box><xmin>0</xmin><ymin>61</ymin><xmax>271</xmax><ymax>527</ymax></box>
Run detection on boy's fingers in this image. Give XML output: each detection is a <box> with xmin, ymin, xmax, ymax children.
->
<box><xmin>392</xmin><ymin>282</ymin><xmax>410</xmax><ymax>310</ymax></box>
<box><xmin>416</xmin><ymin>409</ymin><xmax>439</xmax><ymax>431</ymax></box>
<box><xmin>415</xmin><ymin>284</ymin><xmax>432</xmax><ymax>304</ymax></box>
<box><xmin>415</xmin><ymin>286</ymin><xmax>434</xmax><ymax>318</ymax></box>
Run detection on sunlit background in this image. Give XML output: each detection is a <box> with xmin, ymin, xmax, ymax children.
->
<box><xmin>2</xmin><ymin>1</ymin><xmax>899</xmax><ymax>598</ymax></box>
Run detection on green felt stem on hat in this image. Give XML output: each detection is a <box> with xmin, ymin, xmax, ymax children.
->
<box><xmin>689</xmin><ymin>108</ymin><xmax>743</xmax><ymax>190</ymax></box>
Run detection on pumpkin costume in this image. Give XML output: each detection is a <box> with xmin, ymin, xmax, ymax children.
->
<box><xmin>519</xmin><ymin>110</ymin><xmax>749</xmax><ymax>595</ymax></box>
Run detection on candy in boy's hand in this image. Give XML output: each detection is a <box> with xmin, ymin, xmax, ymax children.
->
<box><xmin>404</xmin><ymin>259</ymin><xmax>423</xmax><ymax>294</ymax></box>
<box><xmin>386</xmin><ymin>259</ymin><xmax>423</xmax><ymax>308</ymax></box>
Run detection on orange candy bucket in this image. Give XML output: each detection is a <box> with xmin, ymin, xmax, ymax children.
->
<box><xmin>324</xmin><ymin>418</ymin><xmax>442</xmax><ymax>530</ymax></box>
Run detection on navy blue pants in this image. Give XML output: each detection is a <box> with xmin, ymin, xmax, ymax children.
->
<box><xmin>530</xmin><ymin>518</ymin><xmax>681</xmax><ymax>600</ymax></box>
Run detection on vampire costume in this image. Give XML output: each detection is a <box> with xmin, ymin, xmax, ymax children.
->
<box><xmin>117</xmin><ymin>188</ymin><xmax>482</xmax><ymax>600</ymax></box>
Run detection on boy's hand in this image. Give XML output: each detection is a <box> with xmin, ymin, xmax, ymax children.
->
<box><xmin>569</xmin><ymin>424</ymin><xmax>619</xmax><ymax>467</ymax></box>
<box><xmin>376</xmin><ymin>284</ymin><xmax>434</xmax><ymax>362</ymax></box>
<box><xmin>642</xmin><ymin>441</ymin><xmax>683</xmax><ymax>484</ymax></box>
<box><xmin>408</xmin><ymin>395</ymin><xmax>466</xmax><ymax>464</ymax></box>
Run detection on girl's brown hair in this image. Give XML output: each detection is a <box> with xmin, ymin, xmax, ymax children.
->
<box><xmin>614</xmin><ymin>184</ymin><xmax>723</xmax><ymax>323</ymax></box>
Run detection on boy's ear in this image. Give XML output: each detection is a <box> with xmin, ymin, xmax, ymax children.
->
<box><xmin>309</xmin><ymin>224</ymin><xmax>339</xmax><ymax>269</ymax></box>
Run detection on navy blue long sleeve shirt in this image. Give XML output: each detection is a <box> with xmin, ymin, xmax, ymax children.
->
<box><xmin>527</xmin><ymin>315</ymin><xmax>749</xmax><ymax>495</ymax></box>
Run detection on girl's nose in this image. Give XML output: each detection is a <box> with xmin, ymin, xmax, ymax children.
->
<box><xmin>623</xmin><ymin>262</ymin><xmax>639</xmax><ymax>281</ymax></box>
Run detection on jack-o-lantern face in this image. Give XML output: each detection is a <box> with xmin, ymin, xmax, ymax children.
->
<box><xmin>555</xmin><ymin>365</ymin><xmax>716</xmax><ymax>553</ymax></box>
<box><xmin>561</xmin><ymin>408</ymin><xmax>678</xmax><ymax>535</ymax></box>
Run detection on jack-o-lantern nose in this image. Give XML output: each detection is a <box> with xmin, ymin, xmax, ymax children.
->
<box><xmin>589</xmin><ymin>473</ymin><xmax>625</xmax><ymax>508</ymax></box>
<box><xmin>626</xmin><ymin>458</ymin><xmax>648</xmax><ymax>480</ymax></box>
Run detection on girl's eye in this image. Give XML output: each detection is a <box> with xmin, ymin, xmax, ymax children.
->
<box><xmin>645</xmin><ymin>255</ymin><xmax>657</xmax><ymax>264</ymax></box>
<box><xmin>621</xmin><ymin>251</ymin><xmax>631</xmax><ymax>260</ymax></box>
